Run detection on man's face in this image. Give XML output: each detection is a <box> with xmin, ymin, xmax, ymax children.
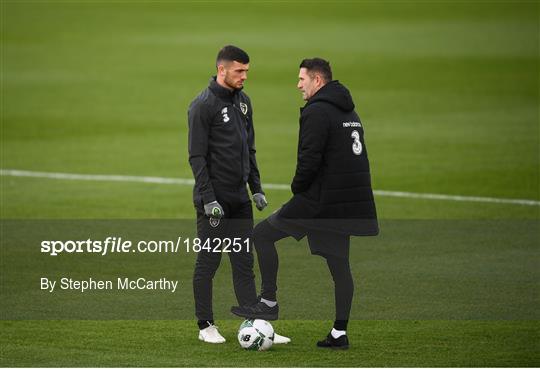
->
<box><xmin>219</xmin><ymin>61</ymin><xmax>249</xmax><ymax>90</ymax></box>
<box><xmin>297</xmin><ymin>67</ymin><xmax>319</xmax><ymax>101</ymax></box>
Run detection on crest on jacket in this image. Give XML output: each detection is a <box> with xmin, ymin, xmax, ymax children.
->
<box><xmin>239</xmin><ymin>102</ymin><xmax>248</xmax><ymax>115</ymax></box>
<box><xmin>209</xmin><ymin>217</ymin><xmax>220</xmax><ymax>228</ymax></box>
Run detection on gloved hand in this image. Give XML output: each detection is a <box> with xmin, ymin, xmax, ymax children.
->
<box><xmin>204</xmin><ymin>201</ymin><xmax>224</xmax><ymax>218</ymax></box>
<box><xmin>252</xmin><ymin>193</ymin><xmax>268</xmax><ymax>211</ymax></box>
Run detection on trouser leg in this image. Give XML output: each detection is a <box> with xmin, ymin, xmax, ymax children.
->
<box><xmin>228</xmin><ymin>202</ymin><xmax>258</xmax><ymax>307</ymax></box>
<box><xmin>229</xmin><ymin>243</ymin><xmax>257</xmax><ymax>306</ymax></box>
<box><xmin>325</xmin><ymin>254</ymin><xmax>354</xmax><ymax>330</ymax></box>
<box><xmin>193</xmin><ymin>206</ymin><xmax>228</xmax><ymax>323</ymax></box>
<box><xmin>252</xmin><ymin>219</ymin><xmax>289</xmax><ymax>301</ymax></box>
<box><xmin>193</xmin><ymin>244</ymin><xmax>223</xmax><ymax>322</ymax></box>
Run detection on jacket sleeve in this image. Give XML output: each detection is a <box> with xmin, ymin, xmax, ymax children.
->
<box><xmin>188</xmin><ymin>100</ymin><xmax>216</xmax><ymax>204</ymax></box>
<box><xmin>247</xmin><ymin>107</ymin><xmax>264</xmax><ymax>195</ymax></box>
<box><xmin>291</xmin><ymin>106</ymin><xmax>329</xmax><ymax>194</ymax></box>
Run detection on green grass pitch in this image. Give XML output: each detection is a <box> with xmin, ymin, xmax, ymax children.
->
<box><xmin>1</xmin><ymin>1</ymin><xmax>538</xmax><ymax>367</ymax></box>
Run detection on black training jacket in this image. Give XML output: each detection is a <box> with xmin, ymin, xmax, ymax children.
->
<box><xmin>278</xmin><ymin>80</ymin><xmax>378</xmax><ymax>235</ymax></box>
<box><xmin>188</xmin><ymin>77</ymin><xmax>263</xmax><ymax>204</ymax></box>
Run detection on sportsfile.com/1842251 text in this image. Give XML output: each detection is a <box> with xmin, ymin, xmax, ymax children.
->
<box><xmin>40</xmin><ymin>237</ymin><xmax>251</xmax><ymax>256</ymax></box>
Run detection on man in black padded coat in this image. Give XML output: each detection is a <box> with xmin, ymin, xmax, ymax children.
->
<box><xmin>232</xmin><ymin>58</ymin><xmax>378</xmax><ymax>349</ymax></box>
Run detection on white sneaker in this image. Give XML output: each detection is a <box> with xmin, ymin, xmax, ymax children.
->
<box><xmin>198</xmin><ymin>323</ymin><xmax>226</xmax><ymax>343</ymax></box>
<box><xmin>273</xmin><ymin>332</ymin><xmax>291</xmax><ymax>344</ymax></box>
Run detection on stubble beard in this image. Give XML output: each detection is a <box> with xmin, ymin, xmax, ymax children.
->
<box><xmin>224</xmin><ymin>73</ymin><xmax>242</xmax><ymax>91</ymax></box>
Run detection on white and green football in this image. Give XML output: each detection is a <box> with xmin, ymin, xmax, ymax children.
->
<box><xmin>237</xmin><ymin>319</ymin><xmax>274</xmax><ymax>351</ymax></box>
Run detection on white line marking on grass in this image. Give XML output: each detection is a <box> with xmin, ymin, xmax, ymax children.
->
<box><xmin>374</xmin><ymin>190</ymin><xmax>539</xmax><ymax>207</ymax></box>
<box><xmin>0</xmin><ymin>169</ymin><xmax>194</xmax><ymax>185</ymax></box>
<box><xmin>1</xmin><ymin>169</ymin><xmax>539</xmax><ymax>206</ymax></box>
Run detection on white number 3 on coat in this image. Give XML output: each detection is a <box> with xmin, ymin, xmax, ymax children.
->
<box><xmin>351</xmin><ymin>130</ymin><xmax>363</xmax><ymax>155</ymax></box>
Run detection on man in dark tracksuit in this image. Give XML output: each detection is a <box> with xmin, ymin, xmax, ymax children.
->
<box><xmin>188</xmin><ymin>45</ymin><xmax>265</xmax><ymax>343</ymax></box>
<box><xmin>232</xmin><ymin>58</ymin><xmax>378</xmax><ymax>349</ymax></box>
<box><xmin>188</xmin><ymin>45</ymin><xmax>290</xmax><ymax>344</ymax></box>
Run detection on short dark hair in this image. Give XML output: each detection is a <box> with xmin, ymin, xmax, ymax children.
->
<box><xmin>299</xmin><ymin>58</ymin><xmax>332</xmax><ymax>82</ymax></box>
<box><xmin>216</xmin><ymin>45</ymin><xmax>250</xmax><ymax>66</ymax></box>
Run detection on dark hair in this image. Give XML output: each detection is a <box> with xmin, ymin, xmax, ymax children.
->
<box><xmin>216</xmin><ymin>45</ymin><xmax>250</xmax><ymax>66</ymax></box>
<box><xmin>299</xmin><ymin>58</ymin><xmax>332</xmax><ymax>82</ymax></box>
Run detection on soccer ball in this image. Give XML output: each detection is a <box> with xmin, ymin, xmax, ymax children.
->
<box><xmin>237</xmin><ymin>319</ymin><xmax>274</xmax><ymax>351</ymax></box>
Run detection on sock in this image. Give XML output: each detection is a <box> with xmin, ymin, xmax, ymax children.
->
<box><xmin>260</xmin><ymin>297</ymin><xmax>277</xmax><ymax>307</ymax></box>
<box><xmin>331</xmin><ymin>328</ymin><xmax>346</xmax><ymax>339</ymax></box>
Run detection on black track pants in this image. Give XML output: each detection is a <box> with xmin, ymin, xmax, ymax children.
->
<box><xmin>193</xmin><ymin>188</ymin><xmax>257</xmax><ymax>322</ymax></box>
<box><xmin>253</xmin><ymin>219</ymin><xmax>354</xmax><ymax>321</ymax></box>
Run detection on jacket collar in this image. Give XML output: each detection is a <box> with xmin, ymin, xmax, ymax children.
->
<box><xmin>209</xmin><ymin>76</ymin><xmax>241</xmax><ymax>101</ymax></box>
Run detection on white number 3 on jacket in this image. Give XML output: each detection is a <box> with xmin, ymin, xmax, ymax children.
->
<box><xmin>351</xmin><ymin>130</ymin><xmax>363</xmax><ymax>155</ymax></box>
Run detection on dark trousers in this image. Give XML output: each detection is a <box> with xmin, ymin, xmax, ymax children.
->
<box><xmin>193</xmin><ymin>188</ymin><xmax>257</xmax><ymax>324</ymax></box>
<box><xmin>253</xmin><ymin>219</ymin><xmax>354</xmax><ymax>324</ymax></box>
